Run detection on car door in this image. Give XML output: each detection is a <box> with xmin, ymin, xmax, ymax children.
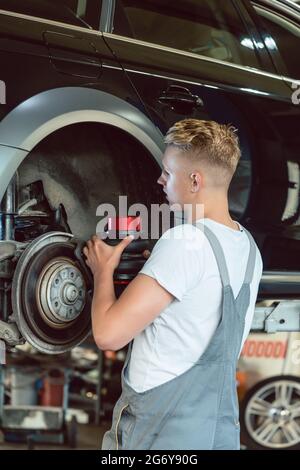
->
<box><xmin>102</xmin><ymin>0</ymin><xmax>300</xmax><ymax>275</ymax></box>
<box><xmin>0</xmin><ymin>0</ymin><xmax>106</xmax><ymax>113</ymax></box>
<box><xmin>244</xmin><ymin>0</ymin><xmax>300</xmax><ymax>290</ymax></box>
<box><xmin>251</xmin><ymin>0</ymin><xmax>300</xmax><ymax>82</ymax></box>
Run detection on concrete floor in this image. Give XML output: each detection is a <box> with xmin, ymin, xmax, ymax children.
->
<box><xmin>0</xmin><ymin>421</ymin><xmax>111</xmax><ymax>450</ymax></box>
<box><xmin>0</xmin><ymin>425</ymin><xmax>250</xmax><ymax>450</ymax></box>
<box><xmin>0</xmin><ymin>416</ymin><xmax>249</xmax><ymax>450</ymax></box>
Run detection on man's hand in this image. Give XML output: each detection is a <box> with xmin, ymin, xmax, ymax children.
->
<box><xmin>83</xmin><ymin>234</ymin><xmax>134</xmax><ymax>278</ymax></box>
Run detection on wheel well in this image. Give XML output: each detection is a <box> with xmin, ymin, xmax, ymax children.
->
<box><xmin>17</xmin><ymin>122</ymin><xmax>163</xmax><ymax>240</ymax></box>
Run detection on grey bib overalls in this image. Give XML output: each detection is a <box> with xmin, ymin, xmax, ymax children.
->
<box><xmin>102</xmin><ymin>223</ymin><xmax>257</xmax><ymax>450</ymax></box>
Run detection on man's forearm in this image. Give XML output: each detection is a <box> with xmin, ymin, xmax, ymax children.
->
<box><xmin>91</xmin><ymin>269</ymin><xmax>116</xmax><ymax>343</ymax></box>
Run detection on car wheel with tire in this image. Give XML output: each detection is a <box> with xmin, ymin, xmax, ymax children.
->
<box><xmin>240</xmin><ymin>375</ymin><xmax>300</xmax><ymax>450</ymax></box>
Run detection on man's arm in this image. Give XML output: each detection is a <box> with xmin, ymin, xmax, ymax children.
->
<box><xmin>92</xmin><ymin>271</ymin><xmax>173</xmax><ymax>351</ymax></box>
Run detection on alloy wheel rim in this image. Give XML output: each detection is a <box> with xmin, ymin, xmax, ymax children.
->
<box><xmin>245</xmin><ymin>379</ymin><xmax>300</xmax><ymax>448</ymax></box>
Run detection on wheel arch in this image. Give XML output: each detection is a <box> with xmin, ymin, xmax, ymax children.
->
<box><xmin>0</xmin><ymin>86</ymin><xmax>164</xmax><ymax>201</ymax></box>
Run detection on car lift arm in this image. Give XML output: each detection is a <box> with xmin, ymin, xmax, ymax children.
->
<box><xmin>252</xmin><ymin>300</ymin><xmax>300</xmax><ymax>333</ymax></box>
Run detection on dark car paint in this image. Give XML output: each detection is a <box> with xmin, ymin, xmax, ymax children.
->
<box><xmin>104</xmin><ymin>4</ymin><xmax>300</xmax><ymax>275</ymax></box>
<box><xmin>0</xmin><ymin>0</ymin><xmax>299</xmax><ymax>281</ymax></box>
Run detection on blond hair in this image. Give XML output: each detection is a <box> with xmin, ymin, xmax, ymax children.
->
<box><xmin>164</xmin><ymin>119</ymin><xmax>241</xmax><ymax>185</ymax></box>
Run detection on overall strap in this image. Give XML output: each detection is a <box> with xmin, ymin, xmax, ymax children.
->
<box><xmin>194</xmin><ymin>222</ymin><xmax>258</xmax><ymax>290</ymax></box>
<box><xmin>194</xmin><ymin>222</ymin><xmax>230</xmax><ymax>288</ymax></box>
<box><xmin>242</xmin><ymin>228</ymin><xmax>258</xmax><ymax>285</ymax></box>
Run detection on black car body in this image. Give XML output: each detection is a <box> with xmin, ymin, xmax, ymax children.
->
<box><xmin>0</xmin><ymin>0</ymin><xmax>299</xmax><ymax>354</ymax></box>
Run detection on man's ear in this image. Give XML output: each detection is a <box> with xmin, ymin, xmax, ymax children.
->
<box><xmin>190</xmin><ymin>172</ymin><xmax>201</xmax><ymax>192</ymax></box>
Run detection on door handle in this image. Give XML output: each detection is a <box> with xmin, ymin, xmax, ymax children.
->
<box><xmin>158</xmin><ymin>85</ymin><xmax>204</xmax><ymax>111</ymax></box>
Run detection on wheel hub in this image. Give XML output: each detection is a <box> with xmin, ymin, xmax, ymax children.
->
<box><xmin>37</xmin><ymin>259</ymin><xmax>86</xmax><ymax>327</ymax></box>
<box><xmin>269</xmin><ymin>406</ymin><xmax>291</xmax><ymax>425</ymax></box>
<box><xmin>63</xmin><ymin>284</ymin><xmax>79</xmax><ymax>304</ymax></box>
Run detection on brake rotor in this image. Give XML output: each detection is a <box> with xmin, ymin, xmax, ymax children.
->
<box><xmin>36</xmin><ymin>257</ymin><xmax>86</xmax><ymax>328</ymax></box>
<box><xmin>12</xmin><ymin>232</ymin><xmax>92</xmax><ymax>354</ymax></box>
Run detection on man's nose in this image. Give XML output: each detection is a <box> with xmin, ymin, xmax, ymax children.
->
<box><xmin>157</xmin><ymin>174</ymin><xmax>164</xmax><ymax>186</ymax></box>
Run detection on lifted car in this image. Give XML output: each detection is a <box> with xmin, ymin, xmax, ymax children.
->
<box><xmin>0</xmin><ymin>0</ymin><xmax>299</xmax><ymax>355</ymax></box>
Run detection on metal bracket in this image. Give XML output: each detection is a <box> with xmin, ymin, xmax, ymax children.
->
<box><xmin>0</xmin><ymin>320</ymin><xmax>23</xmax><ymax>346</ymax></box>
<box><xmin>72</xmin><ymin>238</ymin><xmax>93</xmax><ymax>290</ymax></box>
<box><xmin>251</xmin><ymin>300</ymin><xmax>300</xmax><ymax>333</ymax></box>
<box><xmin>0</xmin><ymin>240</ymin><xmax>28</xmax><ymax>262</ymax></box>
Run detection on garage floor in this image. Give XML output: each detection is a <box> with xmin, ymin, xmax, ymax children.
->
<box><xmin>0</xmin><ymin>421</ymin><xmax>111</xmax><ymax>450</ymax></box>
<box><xmin>0</xmin><ymin>421</ymin><xmax>248</xmax><ymax>450</ymax></box>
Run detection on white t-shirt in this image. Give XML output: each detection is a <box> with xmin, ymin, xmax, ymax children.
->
<box><xmin>126</xmin><ymin>218</ymin><xmax>263</xmax><ymax>393</ymax></box>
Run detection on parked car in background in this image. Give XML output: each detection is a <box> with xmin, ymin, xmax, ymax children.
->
<box><xmin>0</xmin><ymin>1</ymin><xmax>299</xmax><ymax>363</ymax></box>
<box><xmin>238</xmin><ymin>331</ymin><xmax>300</xmax><ymax>449</ymax></box>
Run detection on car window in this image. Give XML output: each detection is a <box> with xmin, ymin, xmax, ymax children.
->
<box><xmin>0</xmin><ymin>0</ymin><xmax>102</xmax><ymax>30</ymax></box>
<box><xmin>253</xmin><ymin>4</ymin><xmax>300</xmax><ymax>80</ymax></box>
<box><xmin>113</xmin><ymin>0</ymin><xmax>261</xmax><ymax>69</ymax></box>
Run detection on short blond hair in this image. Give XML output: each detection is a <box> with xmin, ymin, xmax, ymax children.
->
<box><xmin>164</xmin><ymin>119</ymin><xmax>241</xmax><ymax>183</ymax></box>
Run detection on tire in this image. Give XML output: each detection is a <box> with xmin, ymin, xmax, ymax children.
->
<box><xmin>240</xmin><ymin>375</ymin><xmax>300</xmax><ymax>450</ymax></box>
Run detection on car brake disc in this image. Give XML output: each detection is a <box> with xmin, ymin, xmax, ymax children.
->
<box><xmin>12</xmin><ymin>232</ymin><xmax>92</xmax><ymax>354</ymax></box>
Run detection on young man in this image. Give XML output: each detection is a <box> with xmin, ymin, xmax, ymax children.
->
<box><xmin>83</xmin><ymin>119</ymin><xmax>263</xmax><ymax>450</ymax></box>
